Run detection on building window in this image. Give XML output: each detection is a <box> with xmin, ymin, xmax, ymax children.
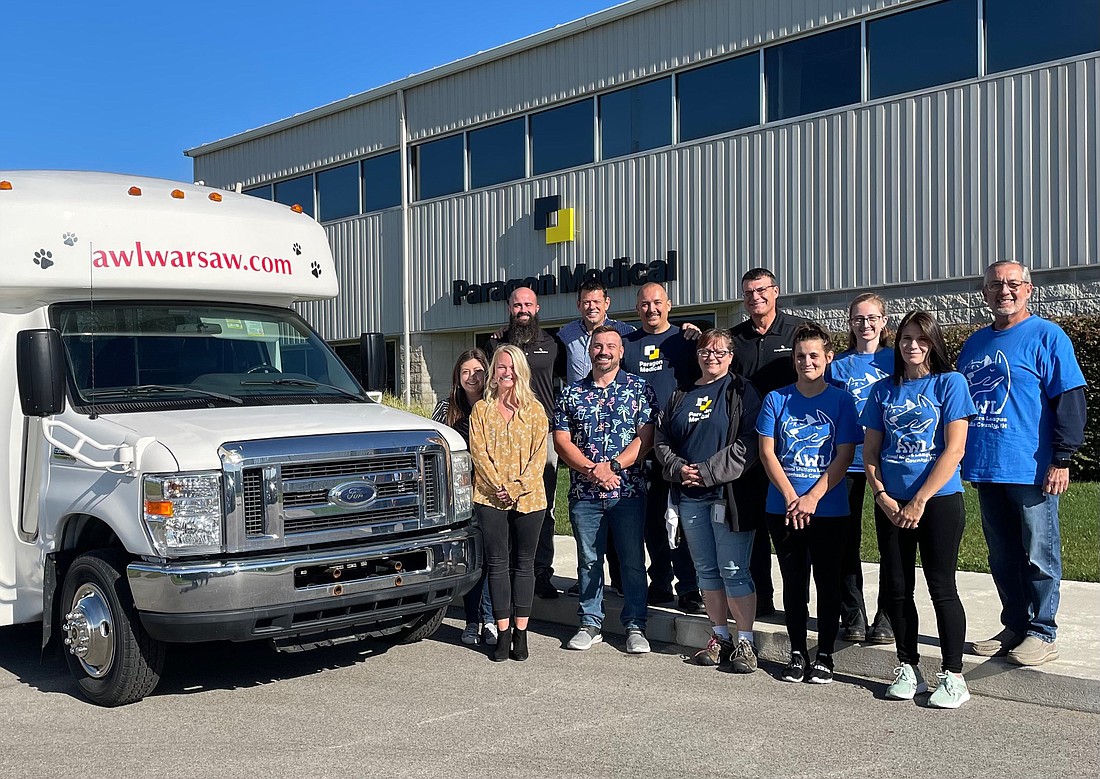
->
<box><xmin>316</xmin><ymin>163</ymin><xmax>359</xmax><ymax>222</ymax></box>
<box><xmin>765</xmin><ymin>24</ymin><xmax>861</xmax><ymax>122</ymax></box>
<box><xmin>363</xmin><ymin>151</ymin><xmax>401</xmax><ymax>212</ymax></box>
<box><xmin>986</xmin><ymin>0</ymin><xmax>1100</xmax><ymax>74</ymax></box>
<box><xmin>678</xmin><ymin>53</ymin><xmax>760</xmax><ymax>142</ymax></box>
<box><xmin>600</xmin><ymin>76</ymin><xmax>672</xmax><ymax>160</ymax></box>
<box><xmin>468</xmin><ymin>117</ymin><xmax>526</xmax><ymax>189</ymax></box>
<box><xmin>415</xmin><ymin>134</ymin><xmax>465</xmax><ymax>200</ymax></box>
<box><xmin>530</xmin><ymin>98</ymin><xmax>595</xmax><ymax>175</ymax></box>
<box><xmin>243</xmin><ymin>184</ymin><xmax>272</xmax><ymax>200</ymax></box>
<box><xmin>868</xmin><ymin>0</ymin><xmax>978</xmax><ymax>99</ymax></box>
<box><xmin>273</xmin><ymin>175</ymin><xmax>314</xmax><ymax>217</ymax></box>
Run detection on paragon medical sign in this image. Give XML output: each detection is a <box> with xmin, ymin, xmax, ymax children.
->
<box><xmin>534</xmin><ymin>195</ymin><xmax>574</xmax><ymax>244</ymax></box>
<box><xmin>451</xmin><ymin>250</ymin><xmax>679</xmax><ymax>305</ymax></box>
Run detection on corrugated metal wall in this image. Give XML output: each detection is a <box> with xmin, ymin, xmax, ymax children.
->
<box><xmin>192</xmin><ymin>95</ymin><xmax>399</xmax><ymax>189</ymax></box>
<box><xmin>406</xmin><ymin>0</ymin><xmax>910</xmax><ymax>139</ymax></box>
<box><xmin>400</xmin><ymin>55</ymin><xmax>1097</xmax><ymax>334</ymax></box>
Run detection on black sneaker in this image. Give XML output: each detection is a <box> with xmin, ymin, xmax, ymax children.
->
<box><xmin>677</xmin><ymin>591</ymin><xmax>705</xmax><ymax>615</ymax></box>
<box><xmin>566</xmin><ymin>582</ymin><xmax>580</xmax><ymax>597</ymax></box>
<box><xmin>806</xmin><ymin>655</ymin><xmax>834</xmax><ymax>684</ymax></box>
<box><xmin>781</xmin><ymin>651</ymin><xmax>807</xmax><ymax>682</ymax></box>
<box><xmin>534</xmin><ymin>574</ymin><xmax>559</xmax><ymax>600</ymax></box>
<box><xmin>728</xmin><ymin>637</ymin><xmax>758</xmax><ymax>674</ymax></box>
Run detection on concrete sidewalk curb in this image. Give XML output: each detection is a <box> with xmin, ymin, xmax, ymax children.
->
<box><xmin>463</xmin><ymin>536</ymin><xmax>1100</xmax><ymax>714</ymax></box>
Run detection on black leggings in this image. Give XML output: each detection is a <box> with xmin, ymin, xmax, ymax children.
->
<box><xmin>767</xmin><ymin>513</ymin><xmax>847</xmax><ymax>657</ymax></box>
<box><xmin>476</xmin><ymin>504</ymin><xmax>543</xmax><ymax>621</ymax></box>
<box><xmin>875</xmin><ymin>492</ymin><xmax>967</xmax><ymax>673</ymax></box>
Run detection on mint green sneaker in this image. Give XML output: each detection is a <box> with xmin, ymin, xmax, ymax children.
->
<box><xmin>885</xmin><ymin>663</ymin><xmax>928</xmax><ymax>700</ymax></box>
<box><xmin>928</xmin><ymin>671</ymin><xmax>971</xmax><ymax>709</ymax></box>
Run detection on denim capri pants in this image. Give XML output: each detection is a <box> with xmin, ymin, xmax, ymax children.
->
<box><xmin>678</xmin><ymin>494</ymin><xmax>755</xmax><ymax>598</ymax></box>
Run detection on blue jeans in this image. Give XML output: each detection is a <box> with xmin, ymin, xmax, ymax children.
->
<box><xmin>976</xmin><ymin>483</ymin><xmax>1062</xmax><ymax>642</ymax></box>
<box><xmin>678</xmin><ymin>496</ymin><xmax>755</xmax><ymax>598</ymax></box>
<box><xmin>462</xmin><ymin>568</ymin><xmax>492</xmax><ymax>625</ymax></box>
<box><xmin>569</xmin><ymin>496</ymin><xmax>647</xmax><ymax>631</ymax></box>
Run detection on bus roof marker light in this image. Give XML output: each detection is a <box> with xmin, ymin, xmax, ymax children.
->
<box><xmin>208</xmin><ymin>192</ymin><xmax>223</xmax><ymax>202</ymax></box>
<box><xmin>0</xmin><ymin>180</ymin><xmax>12</xmax><ymax>191</ymax></box>
<box><xmin>171</xmin><ymin>189</ymin><xmax>185</xmax><ymax>199</ymax></box>
<box><xmin>128</xmin><ymin>186</ymin><xmax>142</xmax><ymax>196</ymax></box>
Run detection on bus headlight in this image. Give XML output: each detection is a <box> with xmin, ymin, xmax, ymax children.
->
<box><xmin>142</xmin><ymin>473</ymin><xmax>224</xmax><ymax>555</ymax></box>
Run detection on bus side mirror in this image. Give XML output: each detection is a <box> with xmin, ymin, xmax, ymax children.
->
<box><xmin>17</xmin><ymin>329</ymin><xmax>67</xmax><ymax>417</ymax></box>
<box><xmin>359</xmin><ymin>332</ymin><xmax>387</xmax><ymax>394</ymax></box>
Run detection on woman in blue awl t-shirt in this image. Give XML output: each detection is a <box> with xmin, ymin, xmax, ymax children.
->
<box><xmin>861</xmin><ymin>310</ymin><xmax>977</xmax><ymax>709</ymax></box>
<box><xmin>826</xmin><ymin>293</ymin><xmax>895</xmax><ymax>645</ymax></box>
<box><xmin>757</xmin><ymin>323</ymin><xmax>862</xmax><ymax>686</ymax></box>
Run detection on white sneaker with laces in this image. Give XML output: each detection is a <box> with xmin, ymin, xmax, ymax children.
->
<box><xmin>481</xmin><ymin>623</ymin><xmax>499</xmax><ymax>646</ymax></box>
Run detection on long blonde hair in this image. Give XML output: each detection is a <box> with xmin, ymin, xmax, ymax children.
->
<box><xmin>485</xmin><ymin>345</ymin><xmax>540</xmax><ymax>420</ymax></box>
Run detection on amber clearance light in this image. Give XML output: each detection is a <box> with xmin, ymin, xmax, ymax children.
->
<box><xmin>0</xmin><ymin>180</ymin><xmax>13</xmax><ymax>191</ymax></box>
<box><xmin>171</xmin><ymin>189</ymin><xmax>185</xmax><ymax>199</ymax></box>
<box><xmin>128</xmin><ymin>186</ymin><xmax>142</xmax><ymax>196</ymax></box>
<box><xmin>290</xmin><ymin>203</ymin><xmax>304</xmax><ymax>213</ymax></box>
<box><xmin>144</xmin><ymin>499</ymin><xmax>173</xmax><ymax>517</ymax></box>
<box><xmin>208</xmin><ymin>192</ymin><xmax>223</xmax><ymax>202</ymax></box>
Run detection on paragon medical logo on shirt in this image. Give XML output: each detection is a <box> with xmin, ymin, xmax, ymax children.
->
<box><xmin>884</xmin><ymin>396</ymin><xmax>939</xmax><ymax>461</ymax></box>
<box><xmin>644</xmin><ymin>345</ymin><xmax>661</xmax><ymax>360</ymax></box>
<box><xmin>961</xmin><ymin>351</ymin><xmax>1011</xmax><ymax>425</ymax></box>
<box><xmin>638</xmin><ymin>344</ymin><xmax>666</xmax><ymax>374</ymax></box>
<box><xmin>687</xmin><ymin>395</ymin><xmax>714</xmax><ymax>423</ymax></box>
<box><xmin>780</xmin><ymin>410</ymin><xmax>835</xmax><ymax>473</ymax></box>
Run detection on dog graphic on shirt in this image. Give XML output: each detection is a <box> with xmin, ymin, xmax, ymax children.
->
<box><xmin>846</xmin><ymin>369</ymin><xmax>889</xmax><ymax>404</ymax></box>
<box><xmin>961</xmin><ymin>351</ymin><xmax>1011</xmax><ymax>416</ymax></box>
<box><xmin>885</xmin><ymin>395</ymin><xmax>939</xmax><ymax>459</ymax></box>
<box><xmin>781</xmin><ymin>410</ymin><xmax>833</xmax><ymax>470</ymax></box>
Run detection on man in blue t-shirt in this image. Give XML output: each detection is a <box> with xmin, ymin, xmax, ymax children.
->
<box><xmin>623</xmin><ymin>282</ymin><xmax>703</xmax><ymax>613</ymax></box>
<box><xmin>959</xmin><ymin>261</ymin><xmax>1087</xmax><ymax>667</ymax></box>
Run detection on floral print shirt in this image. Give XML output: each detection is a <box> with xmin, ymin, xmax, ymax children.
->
<box><xmin>553</xmin><ymin>370</ymin><xmax>657</xmax><ymax>501</ymax></box>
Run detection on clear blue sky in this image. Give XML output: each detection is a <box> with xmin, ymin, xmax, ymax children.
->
<box><xmin>1</xmin><ymin>0</ymin><xmax>617</xmax><ymax>183</ymax></box>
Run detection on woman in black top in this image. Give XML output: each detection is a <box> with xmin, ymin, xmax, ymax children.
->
<box><xmin>432</xmin><ymin>348</ymin><xmax>494</xmax><ymax>646</ymax></box>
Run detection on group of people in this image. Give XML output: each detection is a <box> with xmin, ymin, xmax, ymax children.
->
<box><xmin>431</xmin><ymin>260</ymin><xmax>1086</xmax><ymax>711</ymax></box>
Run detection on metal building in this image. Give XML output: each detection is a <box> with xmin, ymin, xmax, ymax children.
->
<box><xmin>185</xmin><ymin>0</ymin><xmax>1100</xmax><ymax>402</ymax></box>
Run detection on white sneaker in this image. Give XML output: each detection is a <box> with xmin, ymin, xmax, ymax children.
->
<box><xmin>481</xmin><ymin>623</ymin><xmax>499</xmax><ymax>646</ymax></box>
<box><xmin>567</xmin><ymin>626</ymin><xmax>603</xmax><ymax>650</ymax></box>
<box><xmin>460</xmin><ymin>623</ymin><xmax>480</xmax><ymax>645</ymax></box>
<box><xmin>625</xmin><ymin>629</ymin><xmax>651</xmax><ymax>654</ymax></box>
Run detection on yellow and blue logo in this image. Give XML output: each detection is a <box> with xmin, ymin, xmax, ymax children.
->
<box><xmin>533</xmin><ymin>195</ymin><xmax>575</xmax><ymax>244</ymax></box>
<box><xmin>696</xmin><ymin>396</ymin><xmax>713</xmax><ymax>412</ymax></box>
<box><xmin>644</xmin><ymin>345</ymin><xmax>661</xmax><ymax>361</ymax></box>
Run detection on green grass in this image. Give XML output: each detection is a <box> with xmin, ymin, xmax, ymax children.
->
<box><xmin>552</xmin><ymin>471</ymin><xmax>1099</xmax><ymax>582</ymax></box>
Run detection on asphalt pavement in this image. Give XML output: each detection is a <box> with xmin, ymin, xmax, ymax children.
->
<box><xmin>533</xmin><ymin>536</ymin><xmax>1100</xmax><ymax>713</ymax></box>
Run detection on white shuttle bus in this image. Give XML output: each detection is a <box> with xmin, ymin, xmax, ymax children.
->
<box><xmin>0</xmin><ymin>171</ymin><xmax>480</xmax><ymax>706</ymax></box>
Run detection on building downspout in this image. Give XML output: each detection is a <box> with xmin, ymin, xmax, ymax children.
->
<box><xmin>397</xmin><ymin>88</ymin><xmax>412</xmax><ymax>405</ymax></box>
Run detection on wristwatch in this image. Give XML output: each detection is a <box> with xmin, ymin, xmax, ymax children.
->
<box><xmin>609</xmin><ymin>459</ymin><xmax>623</xmax><ymax>474</ymax></box>
<box><xmin>1052</xmin><ymin>458</ymin><xmax>1073</xmax><ymax>469</ymax></box>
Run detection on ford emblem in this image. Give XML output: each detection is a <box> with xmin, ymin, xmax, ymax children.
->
<box><xmin>329</xmin><ymin>481</ymin><xmax>377</xmax><ymax>508</ymax></box>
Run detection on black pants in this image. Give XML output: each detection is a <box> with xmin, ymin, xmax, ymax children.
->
<box><xmin>767</xmin><ymin>513</ymin><xmax>847</xmax><ymax>657</ymax></box>
<box><xmin>875</xmin><ymin>492</ymin><xmax>967</xmax><ymax>673</ymax></box>
<box><xmin>743</xmin><ymin>465</ymin><xmax>775</xmax><ymax>603</ymax></box>
<box><xmin>477</xmin><ymin>504</ymin><xmax>543</xmax><ymax>621</ymax></box>
<box><xmin>533</xmin><ymin>455</ymin><xmax>559</xmax><ymax>580</ymax></box>
<box><xmin>840</xmin><ymin>474</ymin><xmax>890</xmax><ymax>629</ymax></box>
<box><xmin>643</xmin><ymin>466</ymin><xmax>698</xmax><ymax>595</ymax></box>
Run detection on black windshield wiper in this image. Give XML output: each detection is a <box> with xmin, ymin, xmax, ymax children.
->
<box><xmin>85</xmin><ymin>384</ymin><xmax>244</xmax><ymax>405</ymax></box>
<box><xmin>240</xmin><ymin>377</ymin><xmax>362</xmax><ymax>400</ymax></box>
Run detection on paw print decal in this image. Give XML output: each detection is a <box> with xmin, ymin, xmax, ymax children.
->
<box><xmin>63</xmin><ymin>232</ymin><xmax>78</xmax><ymax>246</ymax></box>
<box><xmin>34</xmin><ymin>249</ymin><xmax>54</xmax><ymax>269</ymax></box>
<box><xmin>310</xmin><ymin>261</ymin><xmax>322</xmax><ymax>278</ymax></box>
<box><xmin>292</xmin><ymin>243</ymin><xmax>302</xmax><ymax>255</ymax></box>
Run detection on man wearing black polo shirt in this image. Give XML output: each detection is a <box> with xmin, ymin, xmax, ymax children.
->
<box><xmin>487</xmin><ymin>285</ymin><xmax>563</xmax><ymax>599</ymax></box>
<box><xmin>623</xmin><ymin>282</ymin><xmax>704</xmax><ymax>614</ymax></box>
<box><xmin>730</xmin><ymin>268</ymin><xmax>809</xmax><ymax>617</ymax></box>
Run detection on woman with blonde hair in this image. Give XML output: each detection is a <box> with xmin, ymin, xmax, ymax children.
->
<box><xmin>469</xmin><ymin>344</ymin><xmax>549</xmax><ymax>661</ymax></box>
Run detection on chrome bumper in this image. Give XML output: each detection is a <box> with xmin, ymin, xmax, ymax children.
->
<box><xmin>127</xmin><ymin>526</ymin><xmax>481</xmax><ymax>642</ymax></box>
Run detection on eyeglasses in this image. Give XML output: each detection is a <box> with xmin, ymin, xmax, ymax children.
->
<box><xmin>984</xmin><ymin>280</ymin><xmax>1030</xmax><ymax>292</ymax></box>
<box><xmin>850</xmin><ymin>315</ymin><xmax>884</xmax><ymax>325</ymax></box>
<box><xmin>741</xmin><ymin>284</ymin><xmax>777</xmax><ymax>299</ymax></box>
<box><xmin>697</xmin><ymin>349</ymin><xmax>731</xmax><ymax>359</ymax></box>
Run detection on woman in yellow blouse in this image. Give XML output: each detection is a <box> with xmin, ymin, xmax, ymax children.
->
<box><xmin>469</xmin><ymin>344</ymin><xmax>549</xmax><ymax>661</ymax></box>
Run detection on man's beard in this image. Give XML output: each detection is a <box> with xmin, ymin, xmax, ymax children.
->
<box><xmin>507</xmin><ymin>313</ymin><xmax>541</xmax><ymax>345</ymax></box>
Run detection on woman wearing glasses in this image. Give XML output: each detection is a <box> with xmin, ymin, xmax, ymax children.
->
<box><xmin>826</xmin><ymin>294</ymin><xmax>895</xmax><ymax>645</ymax></box>
<box><xmin>654</xmin><ymin>329</ymin><xmax>763</xmax><ymax>673</ymax></box>
<box><xmin>861</xmin><ymin>311</ymin><xmax>976</xmax><ymax>708</ymax></box>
